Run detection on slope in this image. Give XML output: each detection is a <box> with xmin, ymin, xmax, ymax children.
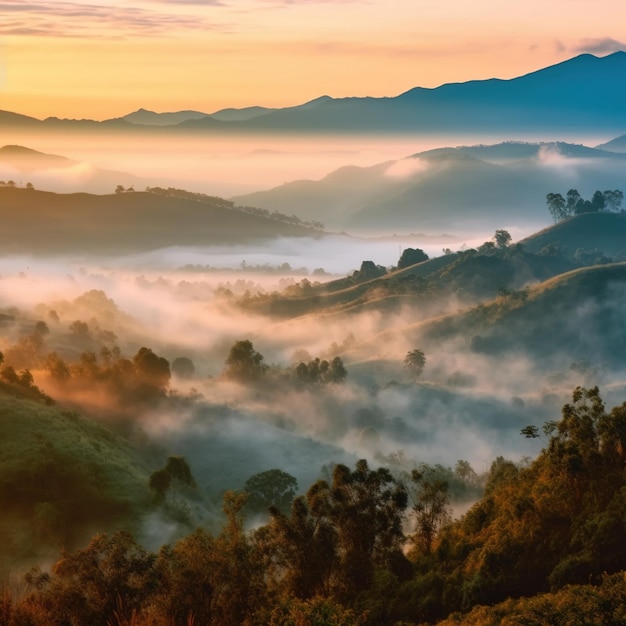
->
<box><xmin>521</xmin><ymin>211</ymin><xmax>626</xmax><ymax>258</ymax></box>
<box><xmin>0</xmin><ymin>389</ymin><xmax>153</xmax><ymax>573</ymax></box>
<box><xmin>0</xmin><ymin>187</ymin><xmax>323</xmax><ymax>255</ymax></box>
<box><xmin>234</xmin><ymin>142</ymin><xmax>626</xmax><ymax>232</ymax></box>
<box><xmin>418</xmin><ymin>262</ymin><xmax>626</xmax><ymax>367</ymax></box>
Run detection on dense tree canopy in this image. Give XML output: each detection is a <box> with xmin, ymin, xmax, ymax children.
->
<box><xmin>7</xmin><ymin>388</ymin><xmax>626</xmax><ymax>626</ymax></box>
<box><xmin>547</xmin><ymin>188</ymin><xmax>623</xmax><ymax>221</ymax></box>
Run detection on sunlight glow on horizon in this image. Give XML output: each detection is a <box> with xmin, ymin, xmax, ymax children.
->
<box><xmin>1</xmin><ymin>0</ymin><xmax>626</xmax><ymax>119</ymax></box>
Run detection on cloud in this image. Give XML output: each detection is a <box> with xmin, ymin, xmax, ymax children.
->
<box><xmin>0</xmin><ymin>0</ymin><xmax>227</xmax><ymax>37</ymax></box>
<box><xmin>572</xmin><ymin>37</ymin><xmax>626</xmax><ymax>55</ymax></box>
<box><xmin>384</xmin><ymin>157</ymin><xmax>429</xmax><ymax>179</ymax></box>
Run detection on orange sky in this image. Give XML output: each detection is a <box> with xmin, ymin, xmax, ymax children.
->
<box><xmin>1</xmin><ymin>0</ymin><xmax>625</xmax><ymax>120</ymax></box>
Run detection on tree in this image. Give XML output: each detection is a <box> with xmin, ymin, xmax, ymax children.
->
<box><xmin>132</xmin><ymin>346</ymin><xmax>171</xmax><ymax>391</ymax></box>
<box><xmin>223</xmin><ymin>339</ymin><xmax>267</xmax><ymax>383</ymax></box>
<box><xmin>398</xmin><ymin>247</ymin><xmax>429</xmax><ymax>269</ymax></box>
<box><xmin>493</xmin><ymin>229</ymin><xmax>512</xmax><ymax>249</ymax></box>
<box><xmin>546</xmin><ymin>192</ymin><xmax>566</xmax><ymax>222</ymax></box>
<box><xmin>354</xmin><ymin>260</ymin><xmax>386</xmax><ymax>282</ymax></box>
<box><xmin>566</xmin><ymin>189</ymin><xmax>581</xmax><ymax>215</ymax></box>
<box><xmin>35</xmin><ymin>531</ymin><xmax>157</xmax><ymax>626</ymax></box>
<box><xmin>404</xmin><ymin>348</ymin><xmax>426</xmax><ymax>379</ymax></box>
<box><xmin>603</xmin><ymin>189</ymin><xmax>624</xmax><ymax>212</ymax></box>
<box><xmin>171</xmin><ymin>356</ymin><xmax>195</xmax><ymax>380</ymax></box>
<box><xmin>325</xmin><ymin>356</ymin><xmax>347</xmax><ymax>384</ymax></box>
<box><xmin>317</xmin><ymin>460</ymin><xmax>408</xmax><ymax>596</ymax></box>
<box><xmin>244</xmin><ymin>469</ymin><xmax>298</xmax><ymax>515</ymax></box>
<box><xmin>115</xmin><ymin>185</ymin><xmax>125</xmax><ymax>194</ymax></box>
<box><xmin>591</xmin><ymin>190</ymin><xmax>606</xmax><ymax>212</ymax></box>
<box><xmin>409</xmin><ymin>469</ymin><xmax>451</xmax><ymax>555</ymax></box>
<box><xmin>25</xmin><ymin>182</ymin><xmax>34</xmax><ymax>190</ymax></box>
<box><xmin>149</xmin><ymin>455</ymin><xmax>196</xmax><ymax>503</ymax></box>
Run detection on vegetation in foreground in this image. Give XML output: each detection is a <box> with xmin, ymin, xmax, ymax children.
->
<box><xmin>1</xmin><ymin>387</ymin><xmax>626</xmax><ymax>625</ymax></box>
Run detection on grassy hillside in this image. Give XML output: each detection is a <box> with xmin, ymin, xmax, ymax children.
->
<box><xmin>418</xmin><ymin>262</ymin><xmax>626</xmax><ymax>366</ymax></box>
<box><xmin>0</xmin><ymin>187</ymin><xmax>322</xmax><ymax>254</ymax></box>
<box><xmin>0</xmin><ymin>389</ymin><xmax>153</xmax><ymax>573</ymax></box>
<box><xmin>238</xmin><ymin>245</ymin><xmax>574</xmax><ymax>318</ymax></box>
<box><xmin>521</xmin><ymin>211</ymin><xmax>626</xmax><ymax>258</ymax></box>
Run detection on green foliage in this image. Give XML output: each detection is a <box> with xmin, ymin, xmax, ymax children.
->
<box><xmin>294</xmin><ymin>356</ymin><xmax>347</xmax><ymax>385</ymax></box>
<box><xmin>223</xmin><ymin>339</ymin><xmax>268</xmax><ymax>383</ymax></box>
<box><xmin>398</xmin><ymin>247</ymin><xmax>429</xmax><ymax>269</ymax></box>
<box><xmin>244</xmin><ymin>468</ymin><xmax>298</xmax><ymax>515</ymax></box>
<box><xmin>7</xmin><ymin>389</ymin><xmax>626</xmax><ymax>625</ymax></box>
<box><xmin>149</xmin><ymin>455</ymin><xmax>196</xmax><ymax>503</ymax></box>
<box><xmin>404</xmin><ymin>349</ymin><xmax>426</xmax><ymax>379</ymax></box>
<box><xmin>269</xmin><ymin>595</ymin><xmax>367</xmax><ymax>626</ymax></box>
<box><xmin>547</xmin><ymin>188</ymin><xmax>623</xmax><ymax>221</ymax></box>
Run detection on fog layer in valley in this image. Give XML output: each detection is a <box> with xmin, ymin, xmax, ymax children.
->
<box><xmin>1</xmin><ymin>127</ymin><xmax>624</xmax><ymax>561</ymax></box>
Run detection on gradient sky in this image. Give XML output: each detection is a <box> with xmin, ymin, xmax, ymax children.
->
<box><xmin>1</xmin><ymin>0</ymin><xmax>625</xmax><ymax>119</ymax></box>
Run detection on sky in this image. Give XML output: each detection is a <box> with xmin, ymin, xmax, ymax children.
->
<box><xmin>1</xmin><ymin>0</ymin><xmax>626</xmax><ymax>120</ymax></box>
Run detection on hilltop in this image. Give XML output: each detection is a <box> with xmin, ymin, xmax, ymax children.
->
<box><xmin>233</xmin><ymin>141</ymin><xmax>626</xmax><ymax>232</ymax></box>
<box><xmin>522</xmin><ymin>211</ymin><xmax>626</xmax><ymax>258</ymax></box>
<box><xmin>0</xmin><ymin>186</ymin><xmax>324</xmax><ymax>255</ymax></box>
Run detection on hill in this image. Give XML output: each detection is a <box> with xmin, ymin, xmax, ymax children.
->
<box><xmin>596</xmin><ymin>133</ymin><xmax>626</xmax><ymax>153</ymax></box>
<box><xmin>417</xmin><ymin>262</ymin><xmax>626</xmax><ymax>367</ymax></box>
<box><xmin>0</xmin><ymin>187</ymin><xmax>324</xmax><ymax>255</ymax></box>
<box><xmin>121</xmin><ymin>108</ymin><xmax>210</xmax><ymax>126</ymax></box>
<box><xmin>233</xmin><ymin>142</ymin><xmax>626</xmax><ymax>232</ymax></box>
<box><xmin>237</xmin><ymin>243</ymin><xmax>575</xmax><ymax>319</ymax></box>
<box><xmin>0</xmin><ymin>145</ymin><xmax>141</xmax><ymax>194</ymax></box>
<box><xmin>521</xmin><ymin>211</ymin><xmax>626</xmax><ymax>258</ymax></box>
<box><xmin>0</xmin><ymin>389</ymin><xmax>153</xmax><ymax>573</ymax></box>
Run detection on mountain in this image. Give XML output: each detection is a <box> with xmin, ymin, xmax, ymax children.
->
<box><xmin>181</xmin><ymin>52</ymin><xmax>626</xmax><ymax>134</ymax></box>
<box><xmin>233</xmin><ymin>141</ymin><xmax>626</xmax><ymax>232</ymax></box>
<box><xmin>0</xmin><ymin>144</ymin><xmax>71</xmax><ymax>171</ymax></box>
<box><xmin>0</xmin><ymin>187</ymin><xmax>323</xmax><ymax>255</ymax></box>
<box><xmin>596</xmin><ymin>133</ymin><xmax>626</xmax><ymax>152</ymax></box>
<box><xmin>0</xmin><ymin>144</ymin><xmax>141</xmax><ymax>194</ymax></box>
<box><xmin>118</xmin><ymin>106</ymin><xmax>273</xmax><ymax>126</ymax></box>
<box><xmin>121</xmin><ymin>108</ymin><xmax>210</xmax><ymax>126</ymax></box>
<box><xmin>210</xmin><ymin>106</ymin><xmax>275</xmax><ymax>122</ymax></box>
<box><xmin>2</xmin><ymin>52</ymin><xmax>625</xmax><ymax>135</ymax></box>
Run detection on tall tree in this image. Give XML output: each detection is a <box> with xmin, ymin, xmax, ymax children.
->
<box><xmin>546</xmin><ymin>192</ymin><xmax>567</xmax><ymax>221</ymax></box>
<box><xmin>223</xmin><ymin>339</ymin><xmax>267</xmax><ymax>383</ymax></box>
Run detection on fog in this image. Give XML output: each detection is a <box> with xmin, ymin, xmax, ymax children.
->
<box><xmin>2</xmin><ymin>128</ymin><xmax>614</xmax><ymax>197</ymax></box>
<box><xmin>2</xmin><ymin>126</ymin><xmax>625</xmax><ymax>554</ymax></box>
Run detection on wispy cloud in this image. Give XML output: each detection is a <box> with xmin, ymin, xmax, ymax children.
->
<box><xmin>572</xmin><ymin>37</ymin><xmax>626</xmax><ymax>55</ymax></box>
<box><xmin>0</xmin><ymin>0</ymin><xmax>227</xmax><ymax>37</ymax></box>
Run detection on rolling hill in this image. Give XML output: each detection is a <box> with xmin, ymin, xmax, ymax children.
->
<box><xmin>0</xmin><ymin>388</ymin><xmax>153</xmax><ymax>573</ymax></box>
<box><xmin>0</xmin><ymin>145</ymin><xmax>141</xmax><ymax>194</ymax></box>
<box><xmin>0</xmin><ymin>187</ymin><xmax>324</xmax><ymax>255</ymax></box>
<box><xmin>416</xmin><ymin>261</ymin><xmax>626</xmax><ymax>367</ymax></box>
<box><xmin>521</xmin><ymin>211</ymin><xmax>626</xmax><ymax>258</ymax></box>
<box><xmin>233</xmin><ymin>142</ymin><xmax>626</xmax><ymax>232</ymax></box>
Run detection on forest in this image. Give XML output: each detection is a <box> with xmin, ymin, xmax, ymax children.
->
<box><xmin>2</xmin><ymin>140</ymin><xmax>626</xmax><ymax>626</ymax></box>
<box><xmin>1</xmin><ymin>385</ymin><xmax>626</xmax><ymax>625</ymax></box>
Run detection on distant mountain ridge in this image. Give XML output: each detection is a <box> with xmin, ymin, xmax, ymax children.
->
<box><xmin>2</xmin><ymin>52</ymin><xmax>626</xmax><ymax>134</ymax></box>
<box><xmin>233</xmin><ymin>140</ymin><xmax>626</xmax><ymax>232</ymax></box>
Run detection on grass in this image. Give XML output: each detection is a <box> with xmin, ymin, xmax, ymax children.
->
<box><xmin>0</xmin><ymin>390</ymin><xmax>154</xmax><ymax>574</ymax></box>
